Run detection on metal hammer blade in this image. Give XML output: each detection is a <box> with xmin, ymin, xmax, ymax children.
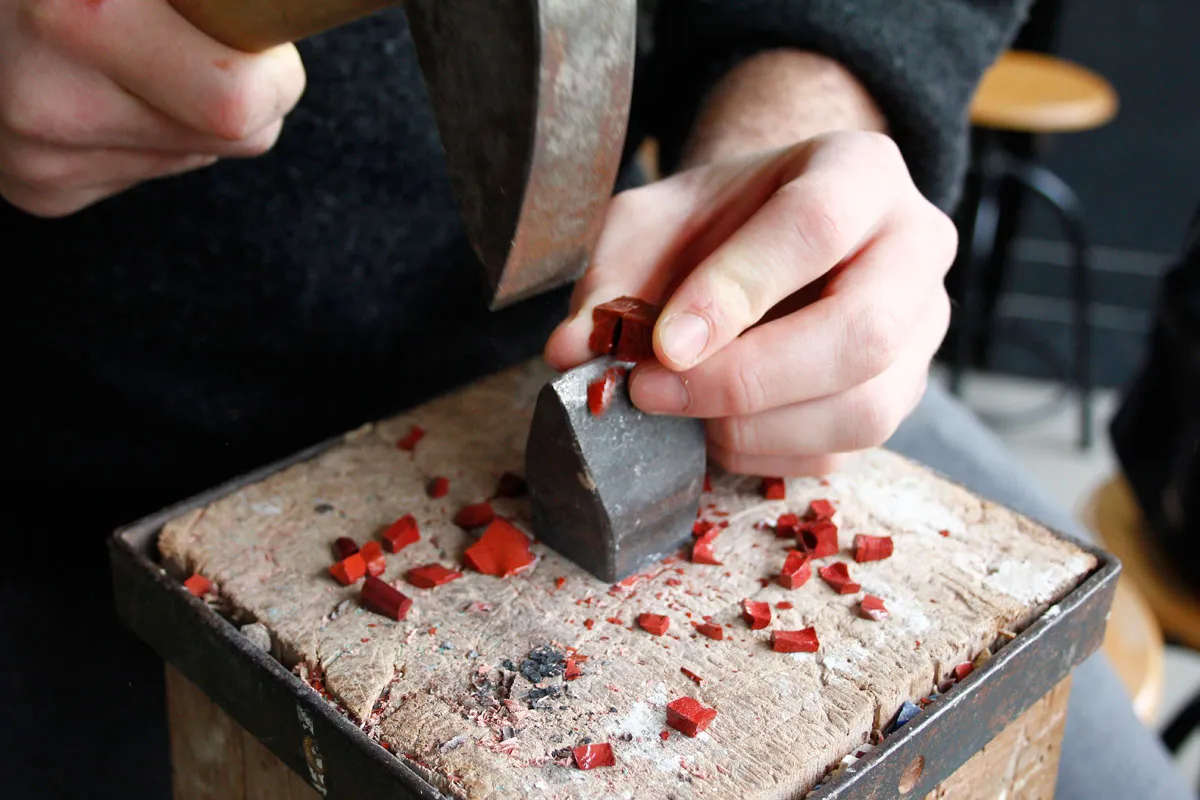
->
<box><xmin>526</xmin><ymin>359</ymin><xmax>706</xmax><ymax>582</ymax></box>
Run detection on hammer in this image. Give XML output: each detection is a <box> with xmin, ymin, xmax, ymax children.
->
<box><xmin>170</xmin><ymin>0</ymin><xmax>706</xmax><ymax>582</ymax></box>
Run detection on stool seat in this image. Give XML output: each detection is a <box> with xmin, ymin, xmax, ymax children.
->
<box><xmin>971</xmin><ymin>51</ymin><xmax>1118</xmax><ymax>133</ymax></box>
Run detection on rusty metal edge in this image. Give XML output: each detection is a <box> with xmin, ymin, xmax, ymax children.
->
<box><xmin>109</xmin><ymin>435</ymin><xmax>1119</xmax><ymax>800</ymax></box>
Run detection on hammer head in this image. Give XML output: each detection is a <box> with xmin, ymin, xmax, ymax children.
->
<box><xmin>525</xmin><ymin>358</ymin><xmax>706</xmax><ymax>582</ymax></box>
<box><xmin>406</xmin><ymin>0</ymin><xmax>637</xmax><ymax>309</ymax></box>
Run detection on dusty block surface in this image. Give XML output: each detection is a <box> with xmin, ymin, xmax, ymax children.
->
<box><xmin>159</xmin><ymin>362</ymin><xmax>1096</xmax><ymax>799</ymax></box>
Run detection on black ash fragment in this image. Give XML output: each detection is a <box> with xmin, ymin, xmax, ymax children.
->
<box><xmin>518</xmin><ymin>645</ymin><xmax>566</xmax><ymax>683</ymax></box>
<box><xmin>524</xmin><ymin>685</ymin><xmax>562</xmax><ymax>708</ymax></box>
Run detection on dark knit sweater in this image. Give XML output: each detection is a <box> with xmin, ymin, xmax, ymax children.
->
<box><xmin>6</xmin><ymin>2</ymin><xmax>1027</xmax><ymax>516</ymax></box>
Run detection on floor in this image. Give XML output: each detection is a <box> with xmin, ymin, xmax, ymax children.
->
<box><xmin>938</xmin><ymin>367</ymin><xmax>1200</xmax><ymax>789</ymax></box>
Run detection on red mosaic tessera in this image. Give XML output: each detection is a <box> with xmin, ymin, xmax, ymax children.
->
<box><xmin>463</xmin><ymin>517</ymin><xmax>535</xmax><ymax>577</ymax></box>
<box><xmin>427</xmin><ymin>476</ymin><xmax>449</xmax><ymax>498</ymax></box>
<box><xmin>183</xmin><ymin>573</ymin><xmax>212</xmax><ymax>597</ymax></box>
<box><xmin>381</xmin><ymin>514</ymin><xmax>419</xmax><ymax>552</ymax></box>
<box><xmin>741</xmin><ymin>599</ymin><xmax>771</xmax><ymax>629</ymax></box>
<box><xmin>761</xmin><ymin>476</ymin><xmax>786</xmax><ymax>500</ymax></box>
<box><xmin>775</xmin><ymin>512</ymin><xmax>800</xmax><ymax>538</ymax></box>
<box><xmin>798</xmin><ymin>520</ymin><xmax>839</xmax><ymax>558</ymax></box>
<box><xmin>637</xmin><ymin>613</ymin><xmax>670</xmax><ymax>635</ymax></box>
<box><xmin>806</xmin><ymin>499</ymin><xmax>835</xmax><ymax>520</ymax></box>
<box><xmin>329</xmin><ymin>552</ymin><xmax>366</xmax><ymax>586</ymax></box>
<box><xmin>779</xmin><ymin>550</ymin><xmax>812</xmax><ymax>589</ymax></box>
<box><xmin>588</xmin><ymin>296</ymin><xmax>659</xmax><ymax>361</ymax></box>
<box><xmin>666</xmin><ymin>697</ymin><xmax>717</xmax><ymax>737</ymax></box>
<box><xmin>333</xmin><ymin>537</ymin><xmax>359</xmax><ymax>560</ymax></box>
<box><xmin>854</xmin><ymin>534</ymin><xmax>894</xmax><ymax>563</ymax></box>
<box><xmin>454</xmin><ymin>501</ymin><xmax>495</xmax><ymax>529</ymax></box>
<box><xmin>691</xmin><ymin>527</ymin><xmax>722</xmax><ymax>565</ymax></box>
<box><xmin>405</xmin><ymin>563</ymin><xmax>463</xmax><ymax>589</ymax></box>
<box><xmin>360</xmin><ymin>540</ymin><xmax>386</xmax><ymax>577</ymax></box>
<box><xmin>818</xmin><ymin>562</ymin><xmax>861</xmax><ymax>594</ymax></box>
<box><xmin>587</xmin><ymin>366</ymin><xmax>626</xmax><ymax>416</ymax></box>
<box><xmin>860</xmin><ymin>594</ymin><xmax>889</xmax><ymax>621</ymax></box>
<box><xmin>692</xmin><ymin>622</ymin><xmax>723</xmax><ymax>640</ymax></box>
<box><xmin>572</xmin><ymin>742</ymin><xmax>615</xmax><ymax>770</ymax></box>
<box><xmin>396</xmin><ymin>424</ymin><xmax>424</xmax><ymax>451</ymax></box>
<box><xmin>771</xmin><ymin>627</ymin><xmax>820</xmax><ymax>653</ymax></box>
<box><xmin>361</xmin><ymin>576</ymin><xmax>412</xmax><ymax>621</ymax></box>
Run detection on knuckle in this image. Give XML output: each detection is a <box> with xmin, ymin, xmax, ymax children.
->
<box><xmin>202</xmin><ymin>83</ymin><xmax>258</xmax><ymax>141</ymax></box>
<box><xmin>845</xmin><ymin>302</ymin><xmax>900</xmax><ymax>378</ymax></box>
<box><xmin>709</xmin><ymin>416</ymin><xmax>754</xmax><ymax>455</ymax></box>
<box><xmin>850</xmin><ymin>387</ymin><xmax>900</xmax><ymax>448</ymax></box>
<box><xmin>721</xmin><ymin>360</ymin><xmax>769</xmax><ymax>416</ymax></box>
<box><xmin>779</xmin><ymin>180</ymin><xmax>845</xmax><ymax>262</ymax></box>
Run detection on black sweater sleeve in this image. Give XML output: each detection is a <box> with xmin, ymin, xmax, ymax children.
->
<box><xmin>647</xmin><ymin>0</ymin><xmax>1032</xmax><ymax>210</ymax></box>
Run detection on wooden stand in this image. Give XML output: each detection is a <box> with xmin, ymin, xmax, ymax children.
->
<box><xmin>167</xmin><ymin>664</ymin><xmax>1071</xmax><ymax>800</ymax></box>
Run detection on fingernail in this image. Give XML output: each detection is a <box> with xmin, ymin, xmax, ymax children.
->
<box><xmin>631</xmin><ymin>367</ymin><xmax>689</xmax><ymax>414</ymax></box>
<box><xmin>660</xmin><ymin>313</ymin><xmax>709</xmax><ymax>366</ymax></box>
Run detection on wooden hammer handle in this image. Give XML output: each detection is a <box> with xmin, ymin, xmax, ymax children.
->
<box><xmin>169</xmin><ymin>0</ymin><xmax>399</xmax><ymax>52</ymax></box>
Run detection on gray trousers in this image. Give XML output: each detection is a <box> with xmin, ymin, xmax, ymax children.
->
<box><xmin>888</xmin><ymin>384</ymin><xmax>1193</xmax><ymax>799</ymax></box>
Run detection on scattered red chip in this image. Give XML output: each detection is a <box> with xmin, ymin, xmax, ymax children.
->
<box><xmin>427</xmin><ymin>476</ymin><xmax>449</xmax><ymax>498</ymax></box>
<box><xmin>703</xmin><ymin>473</ymin><xmax>712</xmax><ymax>492</ymax></box>
<box><xmin>775</xmin><ymin>512</ymin><xmax>800</xmax><ymax>538</ymax></box>
<box><xmin>564</xmin><ymin>656</ymin><xmax>583</xmax><ymax>681</ymax></box>
<box><xmin>463</xmin><ymin>517</ymin><xmax>535</xmax><ymax>577</ymax></box>
<box><xmin>360</xmin><ymin>540</ymin><xmax>386</xmax><ymax>577</ymax></box>
<box><xmin>691</xmin><ymin>527</ymin><xmax>722</xmax><ymax>565</ymax></box>
<box><xmin>692</xmin><ymin>519</ymin><xmax>716</xmax><ymax>538</ymax></box>
<box><xmin>454</xmin><ymin>501</ymin><xmax>495</xmax><ymax>529</ymax></box>
<box><xmin>775</xmin><ymin>601</ymin><xmax>793</xmax><ymax>610</ymax></box>
<box><xmin>381</xmin><ymin>514</ymin><xmax>420</xmax><ymax>552</ymax></box>
<box><xmin>405</xmin><ymin>563</ymin><xmax>463</xmax><ymax>588</ymax></box>
<box><xmin>854</xmin><ymin>534</ymin><xmax>894</xmax><ymax>563</ymax></box>
<box><xmin>953</xmin><ymin>662</ymin><xmax>974</xmax><ymax>681</ymax></box>
<box><xmin>859</xmin><ymin>594</ymin><xmax>889</xmax><ymax>621</ymax></box>
<box><xmin>572</xmin><ymin>742</ymin><xmax>615</xmax><ymax>770</ymax></box>
<box><xmin>183</xmin><ymin>573</ymin><xmax>212</xmax><ymax>597</ymax></box>
<box><xmin>587</xmin><ymin>366</ymin><xmax>627</xmax><ymax>416</ymax></box>
<box><xmin>333</xmin><ymin>537</ymin><xmax>359</xmax><ymax>560</ymax></box>
<box><xmin>818</xmin><ymin>562</ymin><xmax>861</xmax><ymax>594</ymax></box>
<box><xmin>493</xmin><ymin>472</ymin><xmax>527</xmax><ymax>498</ymax></box>
<box><xmin>396</xmin><ymin>424</ymin><xmax>424</xmax><ymax>451</ymax></box>
<box><xmin>692</xmin><ymin>622</ymin><xmax>723</xmax><ymax>640</ymax></box>
<box><xmin>329</xmin><ymin>553</ymin><xmax>367</xmax><ymax>586</ymax></box>
<box><xmin>761</xmin><ymin>476</ymin><xmax>786</xmax><ymax>500</ymax></box>
<box><xmin>660</xmin><ymin>730</ymin><xmax>670</xmax><ymax>741</ymax></box>
<box><xmin>361</xmin><ymin>575</ymin><xmax>412</xmax><ymax>621</ymax></box>
<box><xmin>771</xmin><ymin>627</ymin><xmax>820</xmax><ymax>653</ymax></box>
<box><xmin>741</xmin><ymin>599</ymin><xmax>771</xmax><ymax>630</ymax></box>
<box><xmin>637</xmin><ymin>613</ymin><xmax>670</xmax><ymax>636</ymax></box>
<box><xmin>680</xmin><ymin>667</ymin><xmax>703</xmax><ymax>686</ymax></box>
<box><xmin>939</xmin><ymin>529</ymin><xmax>950</xmax><ymax>538</ymax></box>
<box><xmin>666</xmin><ymin>697</ymin><xmax>717</xmax><ymax>737</ymax></box>
<box><xmin>806</xmin><ymin>499</ymin><xmax>835</xmax><ymax>521</ymax></box>
<box><xmin>589</xmin><ymin>296</ymin><xmax>661</xmax><ymax>361</ymax></box>
<box><xmin>778</xmin><ymin>550</ymin><xmax>812</xmax><ymax>589</ymax></box>
<box><xmin>798</xmin><ymin>520</ymin><xmax>839</xmax><ymax>558</ymax></box>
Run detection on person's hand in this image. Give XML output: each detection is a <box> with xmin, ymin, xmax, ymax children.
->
<box><xmin>0</xmin><ymin>0</ymin><xmax>305</xmax><ymax>216</ymax></box>
<box><xmin>545</xmin><ymin>131</ymin><xmax>956</xmax><ymax>476</ymax></box>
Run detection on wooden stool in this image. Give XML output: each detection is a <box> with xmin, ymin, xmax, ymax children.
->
<box><xmin>950</xmin><ymin>51</ymin><xmax>1118</xmax><ymax>449</ymax></box>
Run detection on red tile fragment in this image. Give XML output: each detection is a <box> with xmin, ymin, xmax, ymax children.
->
<box><xmin>775</xmin><ymin>512</ymin><xmax>800</xmax><ymax>538</ymax></box>
<box><xmin>692</xmin><ymin>622</ymin><xmax>723</xmax><ymax>640</ymax></box>
<box><xmin>584</xmin><ymin>618</ymin><xmax>595</xmax><ymax>630</ymax></box>
<box><xmin>806</xmin><ymin>498</ymin><xmax>835</xmax><ymax>521</ymax></box>
<box><xmin>939</xmin><ymin>529</ymin><xmax>950</xmax><ymax>538</ymax></box>
<box><xmin>606</xmin><ymin>616</ymin><xmax>623</xmax><ymax>625</ymax></box>
<box><xmin>692</xmin><ymin>519</ymin><xmax>717</xmax><ymax>538</ymax></box>
<box><xmin>859</xmin><ymin>594</ymin><xmax>889</xmax><ymax>621</ymax></box>
<box><xmin>703</xmin><ymin>473</ymin><xmax>712</xmax><ymax>492</ymax></box>
<box><xmin>771</xmin><ymin>627</ymin><xmax>820</xmax><ymax>653</ymax></box>
<box><xmin>333</xmin><ymin>537</ymin><xmax>359</xmax><ymax>560</ymax></box>
<box><xmin>741</xmin><ymin>599</ymin><xmax>771</xmax><ymax>630</ymax></box>
<box><xmin>454</xmin><ymin>501</ymin><xmax>495</xmax><ymax>529</ymax></box>
<box><xmin>691</xmin><ymin>528</ymin><xmax>721</xmax><ymax>565</ymax></box>
<box><xmin>360</xmin><ymin>540</ymin><xmax>386</xmax><ymax>577</ymax></box>
<box><xmin>589</xmin><ymin>296</ymin><xmax>661</xmax><ymax>361</ymax></box>
<box><xmin>666</xmin><ymin>697</ymin><xmax>717</xmax><ymax>737</ymax></box>
<box><xmin>361</xmin><ymin>576</ymin><xmax>412</xmax><ymax>620</ymax></box>
<box><xmin>775</xmin><ymin>601</ymin><xmax>793</xmax><ymax>610</ymax></box>
<box><xmin>818</xmin><ymin>562</ymin><xmax>860</xmax><ymax>594</ymax></box>
<box><xmin>761</xmin><ymin>476</ymin><xmax>786</xmax><ymax>500</ymax></box>
<box><xmin>660</xmin><ymin>730</ymin><xmax>670</xmax><ymax>741</ymax></box>
<box><xmin>680</xmin><ymin>667</ymin><xmax>703</xmax><ymax>686</ymax></box>
<box><xmin>396</xmin><ymin>424</ymin><xmax>424</xmax><ymax>451</ymax></box>
<box><xmin>638</xmin><ymin>613</ymin><xmax>670</xmax><ymax>636</ymax></box>
<box><xmin>427</xmin><ymin>476</ymin><xmax>449</xmax><ymax>498</ymax></box>
<box><xmin>493</xmin><ymin>471</ymin><xmax>527</xmax><ymax>498</ymax></box>
<box><xmin>405</xmin><ymin>563</ymin><xmax>463</xmax><ymax>588</ymax></box>
<box><xmin>798</xmin><ymin>520</ymin><xmax>839</xmax><ymax>558</ymax></box>
<box><xmin>463</xmin><ymin>517</ymin><xmax>535</xmax><ymax>577</ymax></box>
<box><xmin>587</xmin><ymin>366</ymin><xmax>627</xmax><ymax>416</ymax></box>
<box><xmin>330</xmin><ymin>553</ymin><xmax>366</xmax><ymax>585</ymax></box>
<box><xmin>381</xmin><ymin>514</ymin><xmax>420</xmax><ymax>552</ymax></box>
<box><xmin>778</xmin><ymin>550</ymin><xmax>812</xmax><ymax>589</ymax></box>
<box><xmin>554</xmin><ymin>576</ymin><xmax>566</xmax><ymax>590</ymax></box>
<box><xmin>854</xmin><ymin>534</ymin><xmax>894</xmax><ymax>563</ymax></box>
<box><xmin>564</xmin><ymin>656</ymin><xmax>583</xmax><ymax>681</ymax></box>
<box><xmin>953</xmin><ymin>662</ymin><xmax>974</xmax><ymax>681</ymax></box>
<box><xmin>665</xmin><ymin>577</ymin><xmax>682</xmax><ymax>586</ymax></box>
<box><xmin>183</xmin><ymin>573</ymin><xmax>212</xmax><ymax>597</ymax></box>
<box><xmin>572</xmin><ymin>742</ymin><xmax>615</xmax><ymax>769</ymax></box>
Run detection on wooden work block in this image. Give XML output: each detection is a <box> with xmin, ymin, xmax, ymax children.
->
<box><xmin>158</xmin><ymin>361</ymin><xmax>1096</xmax><ymax>799</ymax></box>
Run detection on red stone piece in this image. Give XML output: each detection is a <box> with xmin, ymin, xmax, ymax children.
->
<box><xmin>818</xmin><ymin>562</ymin><xmax>861</xmax><ymax>594</ymax></box>
<box><xmin>587</xmin><ymin>366</ymin><xmax>627</xmax><ymax>416</ymax></box>
<box><xmin>660</xmin><ymin>730</ymin><xmax>670</xmax><ymax>741</ymax></box>
<box><xmin>953</xmin><ymin>662</ymin><xmax>974</xmax><ymax>681</ymax></box>
<box><xmin>463</xmin><ymin>517</ymin><xmax>535</xmax><ymax>577</ymax></box>
<box><xmin>854</xmin><ymin>534</ymin><xmax>894</xmax><ymax>563</ymax></box>
<box><xmin>761</xmin><ymin>476</ymin><xmax>786</xmax><ymax>500</ymax></box>
<box><xmin>361</xmin><ymin>575</ymin><xmax>412</xmax><ymax>621</ymax></box>
<box><xmin>493</xmin><ymin>472</ymin><xmax>527</xmax><ymax>498</ymax></box>
<box><xmin>692</xmin><ymin>519</ymin><xmax>717</xmax><ymax>538</ymax></box>
<box><xmin>798</xmin><ymin>520</ymin><xmax>839</xmax><ymax>558</ymax></box>
<box><xmin>692</xmin><ymin>622</ymin><xmax>723</xmax><ymax>640</ymax></box>
<box><xmin>183</xmin><ymin>573</ymin><xmax>212</xmax><ymax>597</ymax></box>
<box><xmin>806</xmin><ymin>499</ymin><xmax>835</xmax><ymax>521</ymax></box>
<box><xmin>572</xmin><ymin>742</ymin><xmax>615</xmax><ymax>770</ymax></box>
<box><xmin>396</xmin><ymin>424</ymin><xmax>424</xmax><ymax>451</ymax></box>
<box><xmin>637</xmin><ymin>613</ymin><xmax>670</xmax><ymax>636</ymax></box>
<box><xmin>666</xmin><ymin>697</ymin><xmax>717</xmax><ymax>737</ymax></box>
<box><xmin>360</xmin><ymin>540</ymin><xmax>386</xmax><ymax>577</ymax></box>
<box><xmin>589</xmin><ymin>296</ymin><xmax>661</xmax><ymax>362</ymax></box>
<box><xmin>454</xmin><ymin>501</ymin><xmax>495</xmax><ymax>529</ymax></box>
<box><xmin>771</xmin><ymin>627</ymin><xmax>820</xmax><ymax>653</ymax></box>
<box><xmin>778</xmin><ymin>550</ymin><xmax>812</xmax><ymax>589</ymax></box>
<box><xmin>939</xmin><ymin>529</ymin><xmax>950</xmax><ymax>537</ymax></box>
<box><xmin>691</xmin><ymin>528</ymin><xmax>721</xmax><ymax>565</ymax></box>
<box><xmin>405</xmin><ymin>563</ymin><xmax>463</xmax><ymax>588</ymax></box>
<box><xmin>775</xmin><ymin>512</ymin><xmax>800</xmax><ymax>538</ymax></box>
<box><xmin>564</xmin><ymin>656</ymin><xmax>583</xmax><ymax>681</ymax></box>
<box><xmin>741</xmin><ymin>599</ymin><xmax>771</xmax><ymax>630</ymax></box>
<box><xmin>427</xmin><ymin>476</ymin><xmax>449</xmax><ymax>498</ymax></box>
<box><xmin>333</xmin><ymin>537</ymin><xmax>359</xmax><ymax>560</ymax></box>
<box><xmin>703</xmin><ymin>473</ymin><xmax>713</xmax><ymax>492</ymax></box>
<box><xmin>381</xmin><ymin>514</ymin><xmax>420</xmax><ymax>552</ymax></box>
<box><xmin>680</xmin><ymin>667</ymin><xmax>703</xmax><ymax>685</ymax></box>
<box><xmin>329</xmin><ymin>553</ymin><xmax>367</xmax><ymax>586</ymax></box>
<box><xmin>859</xmin><ymin>594</ymin><xmax>889</xmax><ymax>621</ymax></box>
<box><xmin>775</xmin><ymin>601</ymin><xmax>793</xmax><ymax>610</ymax></box>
